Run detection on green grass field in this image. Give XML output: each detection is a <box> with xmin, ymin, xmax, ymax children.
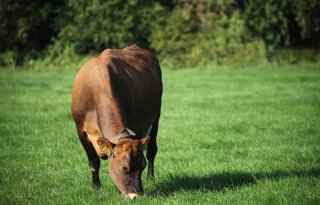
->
<box><xmin>1</xmin><ymin>65</ymin><xmax>320</xmax><ymax>204</ymax></box>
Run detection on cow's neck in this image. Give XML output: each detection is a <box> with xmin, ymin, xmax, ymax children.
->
<box><xmin>98</xmin><ymin>64</ymin><xmax>130</xmax><ymax>142</ymax></box>
<box><xmin>98</xmin><ymin>99</ymin><xmax>128</xmax><ymax>142</ymax></box>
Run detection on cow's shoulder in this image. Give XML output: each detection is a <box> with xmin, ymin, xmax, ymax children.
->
<box><xmin>123</xmin><ymin>45</ymin><xmax>159</xmax><ymax>67</ymax></box>
<box><xmin>123</xmin><ymin>44</ymin><xmax>152</xmax><ymax>57</ymax></box>
<box><xmin>97</xmin><ymin>48</ymin><xmax>118</xmax><ymax>64</ymax></box>
<box><xmin>98</xmin><ymin>45</ymin><xmax>154</xmax><ymax>63</ymax></box>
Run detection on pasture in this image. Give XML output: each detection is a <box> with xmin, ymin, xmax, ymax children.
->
<box><xmin>0</xmin><ymin>64</ymin><xmax>319</xmax><ymax>204</ymax></box>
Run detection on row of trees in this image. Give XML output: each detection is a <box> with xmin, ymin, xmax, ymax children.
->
<box><xmin>1</xmin><ymin>0</ymin><xmax>319</xmax><ymax>67</ymax></box>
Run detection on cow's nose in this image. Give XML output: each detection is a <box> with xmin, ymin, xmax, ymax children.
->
<box><xmin>127</xmin><ymin>193</ymin><xmax>138</xmax><ymax>200</ymax></box>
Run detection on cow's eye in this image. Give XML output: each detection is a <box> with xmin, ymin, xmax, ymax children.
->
<box><xmin>120</xmin><ymin>158</ymin><xmax>130</xmax><ymax>173</ymax></box>
<box><xmin>122</xmin><ymin>166</ymin><xmax>129</xmax><ymax>173</ymax></box>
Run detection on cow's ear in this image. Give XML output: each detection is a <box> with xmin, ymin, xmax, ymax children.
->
<box><xmin>97</xmin><ymin>137</ymin><xmax>114</xmax><ymax>157</ymax></box>
<box><xmin>140</xmin><ymin>136</ymin><xmax>150</xmax><ymax>149</ymax></box>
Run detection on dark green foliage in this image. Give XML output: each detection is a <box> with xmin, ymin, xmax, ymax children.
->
<box><xmin>151</xmin><ymin>0</ymin><xmax>264</xmax><ymax>66</ymax></box>
<box><xmin>150</xmin><ymin>3</ymin><xmax>201</xmax><ymax>66</ymax></box>
<box><xmin>0</xmin><ymin>0</ymin><xmax>319</xmax><ymax>67</ymax></box>
<box><xmin>242</xmin><ymin>0</ymin><xmax>320</xmax><ymax>60</ymax></box>
<box><xmin>0</xmin><ymin>0</ymin><xmax>63</xmax><ymax>65</ymax></box>
<box><xmin>243</xmin><ymin>0</ymin><xmax>290</xmax><ymax>60</ymax></box>
<box><xmin>291</xmin><ymin>0</ymin><xmax>320</xmax><ymax>47</ymax></box>
<box><xmin>57</xmin><ymin>0</ymin><xmax>163</xmax><ymax>53</ymax></box>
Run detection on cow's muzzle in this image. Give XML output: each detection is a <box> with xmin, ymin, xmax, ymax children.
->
<box><xmin>126</xmin><ymin>193</ymin><xmax>139</xmax><ymax>200</ymax></box>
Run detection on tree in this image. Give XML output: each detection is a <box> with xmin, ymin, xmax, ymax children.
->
<box><xmin>0</xmin><ymin>0</ymin><xmax>63</xmax><ymax>64</ymax></box>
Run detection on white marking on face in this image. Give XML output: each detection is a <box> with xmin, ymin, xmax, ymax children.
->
<box><xmin>90</xmin><ymin>167</ymin><xmax>96</xmax><ymax>172</ymax></box>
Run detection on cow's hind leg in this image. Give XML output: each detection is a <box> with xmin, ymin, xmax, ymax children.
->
<box><xmin>146</xmin><ymin>115</ymin><xmax>160</xmax><ymax>180</ymax></box>
<box><xmin>77</xmin><ymin>128</ymin><xmax>101</xmax><ymax>189</ymax></box>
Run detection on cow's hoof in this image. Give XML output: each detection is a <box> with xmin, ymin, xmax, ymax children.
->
<box><xmin>147</xmin><ymin>174</ymin><xmax>155</xmax><ymax>181</ymax></box>
<box><xmin>92</xmin><ymin>182</ymin><xmax>101</xmax><ymax>189</ymax></box>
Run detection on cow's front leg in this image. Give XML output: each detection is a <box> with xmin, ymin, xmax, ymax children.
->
<box><xmin>78</xmin><ymin>130</ymin><xmax>101</xmax><ymax>189</ymax></box>
<box><xmin>146</xmin><ymin>116</ymin><xmax>159</xmax><ymax>180</ymax></box>
<box><xmin>88</xmin><ymin>157</ymin><xmax>101</xmax><ymax>189</ymax></box>
<box><xmin>146</xmin><ymin>140</ymin><xmax>157</xmax><ymax>179</ymax></box>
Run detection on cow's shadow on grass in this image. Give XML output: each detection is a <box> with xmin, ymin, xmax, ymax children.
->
<box><xmin>148</xmin><ymin>167</ymin><xmax>320</xmax><ymax>196</ymax></box>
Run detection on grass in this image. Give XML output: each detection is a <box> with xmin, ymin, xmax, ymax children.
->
<box><xmin>0</xmin><ymin>64</ymin><xmax>319</xmax><ymax>204</ymax></box>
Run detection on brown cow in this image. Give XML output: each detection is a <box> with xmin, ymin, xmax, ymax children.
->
<box><xmin>71</xmin><ymin>45</ymin><xmax>162</xmax><ymax>199</ymax></box>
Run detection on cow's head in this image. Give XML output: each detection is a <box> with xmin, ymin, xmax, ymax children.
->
<box><xmin>98</xmin><ymin>135</ymin><xmax>149</xmax><ymax>199</ymax></box>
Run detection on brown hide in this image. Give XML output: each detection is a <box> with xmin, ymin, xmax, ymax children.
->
<box><xmin>71</xmin><ymin>45</ymin><xmax>162</xmax><ymax>198</ymax></box>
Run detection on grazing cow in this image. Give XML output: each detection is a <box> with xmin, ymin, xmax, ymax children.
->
<box><xmin>71</xmin><ymin>45</ymin><xmax>162</xmax><ymax>199</ymax></box>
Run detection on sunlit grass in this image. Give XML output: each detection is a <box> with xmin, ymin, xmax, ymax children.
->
<box><xmin>0</xmin><ymin>65</ymin><xmax>319</xmax><ymax>204</ymax></box>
